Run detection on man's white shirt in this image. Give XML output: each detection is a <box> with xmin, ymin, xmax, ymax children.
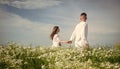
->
<box><xmin>70</xmin><ymin>21</ymin><xmax>89</xmax><ymax>47</ymax></box>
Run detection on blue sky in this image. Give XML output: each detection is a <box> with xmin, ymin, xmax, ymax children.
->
<box><xmin>0</xmin><ymin>0</ymin><xmax>120</xmax><ymax>46</ymax></box>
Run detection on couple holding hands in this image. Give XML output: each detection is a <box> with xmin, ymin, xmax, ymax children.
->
<box><xmin>50</xmin><ymin>12</ymin><xmax>89</xmax><ymax>49</ymax></box>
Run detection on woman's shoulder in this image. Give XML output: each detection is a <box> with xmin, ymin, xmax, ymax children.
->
<box><xmin>54</xmin><ymin>34</ymin><xmax>59</xmax><ymax>37</ymax></box>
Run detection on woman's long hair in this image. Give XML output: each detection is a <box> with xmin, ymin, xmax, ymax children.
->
<box><xmin>50</xmin><ymin>26</ymin><xmax>59</xmax><ymax>40</ymax></box>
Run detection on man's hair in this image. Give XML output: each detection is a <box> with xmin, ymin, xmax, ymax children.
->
<box><xmin>81</xmin><ymin>12</ymin><xmax>87</xmax><ymax>16</ymax></box>
<box><xmin>80</xmin><ymin>12</ymin><xmax>87</xmax><ymax>19</ymax></box>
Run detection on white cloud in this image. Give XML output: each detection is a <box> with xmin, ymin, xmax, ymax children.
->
<box><xmin>0</xmin><ymin>9</ymin><xmax>55</xmax><ymax>45</ymax></box>
<box><xmin>0</xmin><ymin>9</ymin><xmax>54</xmax><ymax>33</ymax></box>
<box><xmin>0</xmin><ymin>0</ymin><xmax>61</xmax><ymax>9</ymax></box>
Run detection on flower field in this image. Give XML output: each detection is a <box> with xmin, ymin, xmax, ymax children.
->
<box><xmin>0</xmin><ymin>42</ymin><xmax>120</xmax><ymax>69</ymax></box>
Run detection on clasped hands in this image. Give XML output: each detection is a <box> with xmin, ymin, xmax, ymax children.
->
<box><xmin>67</xmin><ymin>41</ymin><xmax>72</xmax><ymax>44</ymax></box>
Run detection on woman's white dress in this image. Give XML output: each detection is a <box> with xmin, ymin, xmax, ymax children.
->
<box><xmin>52</xmin><ymin>34</ymin><xmax>61</xmax><ymax>47</ymax></box>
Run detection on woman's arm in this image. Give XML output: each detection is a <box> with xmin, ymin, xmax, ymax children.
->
<box><xmin>60</xmin><ymin>41</ymin><xmax>68</xmax><ymax>43</ymax></box>
<box><xmin>55</xmin><ymin>35</ymin><xmax>68</xmax><ymax>44</ymax></box>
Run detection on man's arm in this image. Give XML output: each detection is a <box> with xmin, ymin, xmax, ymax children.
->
<box><xmin>68</xmin><ymin>25</ymin><xmax>77</xmax><ymax>44</ymax></box>
<box><xmin>70</xmin><ymin>30</ymin><xmax>76</xmax><ymax>41</ymax></box>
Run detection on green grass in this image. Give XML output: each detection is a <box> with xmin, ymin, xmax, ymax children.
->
<box><xmin>0</xmin><ymin>42</ymin><xmax>120</xmax><ymax>69</ymax></box>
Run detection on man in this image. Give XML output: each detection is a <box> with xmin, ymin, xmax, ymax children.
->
<box><xmin>68</xmin><ymin>12</ymin><xmax>89</xmax><ymax>49</ymax></box>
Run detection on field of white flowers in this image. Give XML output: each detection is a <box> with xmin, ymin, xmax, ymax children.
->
<box><xmin>0</xmin><ymin>42</ymin><xmax>120</xmax><ymax>69</ymax></box>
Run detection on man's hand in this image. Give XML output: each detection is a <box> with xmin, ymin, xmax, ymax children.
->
<box><xmin>67</xmin><ymin>41</ymin><xmax>72</xmax><ymax>44</ymax></box>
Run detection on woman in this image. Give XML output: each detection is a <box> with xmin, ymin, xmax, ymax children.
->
<box><xmin>50</xmin><ymin>26</ymin><xmax>68</xmax><ymax>47</ymax></box>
